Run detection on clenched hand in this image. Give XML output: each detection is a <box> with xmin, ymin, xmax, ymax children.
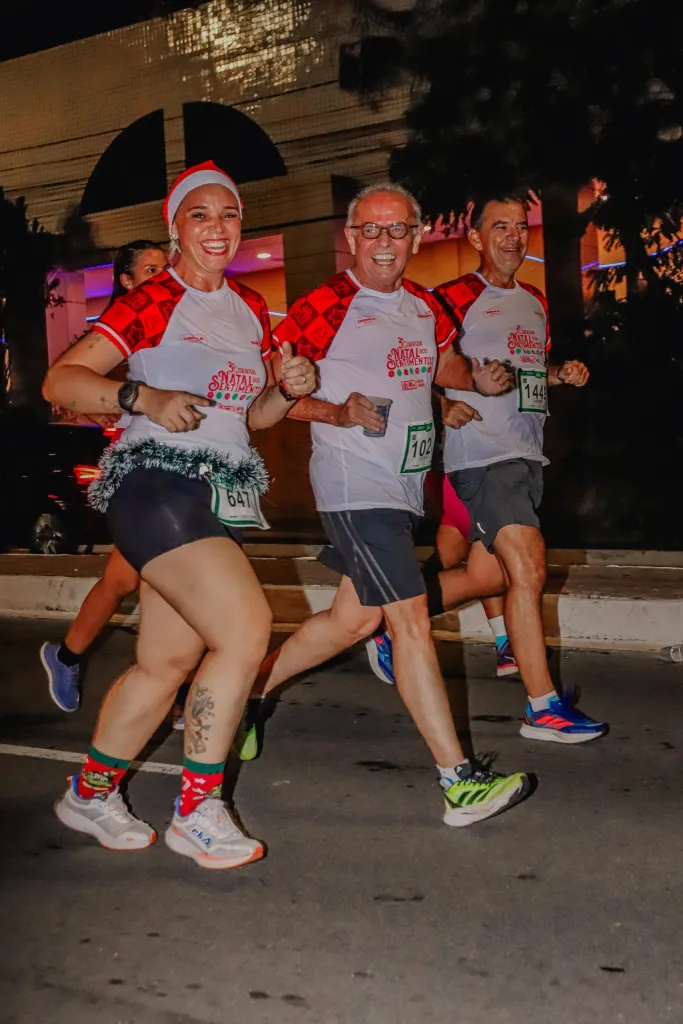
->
<box><xmin>334</xmin><ymin>392</ymin><xmax>384</xmax><ymax>432</ymax></box>
<box><xmin>472</xmin><ymin>357</ymin><xmax>514</xmax><ymax>396</ymax></box>
<box><xmin>441</xmin><ymin>399</ymin><xmax>483</xmax><ymax>429</ymax></box>
<box><xmin>136</xmin><ymin>385</ymin><xmax>211</xmax><ymax>432</ymax></box>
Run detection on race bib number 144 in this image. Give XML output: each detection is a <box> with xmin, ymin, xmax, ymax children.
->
<box><xmin>518</xmin><ymin>369</ymin><xmax>548</xmax><ymax>414</ymax></box>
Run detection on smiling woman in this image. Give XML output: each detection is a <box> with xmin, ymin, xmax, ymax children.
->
<box><xmin>41</xmin><ymin>161</ymin><xmax>317</xmax><ymax>870</ymax></box>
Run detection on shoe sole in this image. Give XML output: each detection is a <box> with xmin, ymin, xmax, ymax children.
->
<box><xmin>165</xmin><ymin>825</ymin><xmax>264</xmax><ymax>870</ymax></box>
<box><xmin>54</xmin><ymin>798</ymin><xmax>156</xmax><ymax>851</ymax></box>
<box><xmin>40</xmin><ymin>644</ymin><xmax>78</xmax><ymax>714</ymax></box>
<box><xmin>172</xmin><ymin>721</ymin><xmax>185</xmax><ymax>731</ymax></box>
<box><xmin>443</xmin><ymin>776</ymin><xmax>530</xmax><ymax>827</ymax></box>
<box><xmin>496</xmin><ymin>664</ymin><xmax>520</xmax><ymax>679</ymax></box>
<box><xmin>365</xmin><ymin>640</ymin><xmax>394</xmax><ymax>685</ymax></box>
<box><xmin>519</xmin><ymin>723</ymin><xmax>606</xmax><ymax>744</ymax></box>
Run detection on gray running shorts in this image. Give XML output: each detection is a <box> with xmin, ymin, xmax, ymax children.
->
<box><xmin>318</xmin><ymin>508</ymin><xmax>426</xmax><ymax>607</ymax></box>
<box><xmin>447</xmin><ymin>458</ymin><xmax>544</xmax><ymax>552</ymax></box>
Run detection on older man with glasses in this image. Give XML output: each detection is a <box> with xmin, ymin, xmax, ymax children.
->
<box><xmin>236</xmin><ymin>183</ymin><xmax>532</xmax><ymax>828</ymax></box>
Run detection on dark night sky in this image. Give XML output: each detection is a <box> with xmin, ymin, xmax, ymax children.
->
<box><xmin>0</xmin><ymin>4</ymin><xmax>204</xmax><ymax>62</ymax></box>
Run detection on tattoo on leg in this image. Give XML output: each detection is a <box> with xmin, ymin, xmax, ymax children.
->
<box><xmin>186</xmin><ymin>686</ymin><xmax>216</xmax><ymax>756</ymax></box>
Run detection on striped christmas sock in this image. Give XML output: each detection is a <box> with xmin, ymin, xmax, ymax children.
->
<box><xmin>76</xmin><ymin>746</ymin><xmax>130</xmax><ymax>800</ymax></box>
<box><xmin>178</xmin><ymin>757</ymin><xmax>225</xmax><ymax>817</ymax></box>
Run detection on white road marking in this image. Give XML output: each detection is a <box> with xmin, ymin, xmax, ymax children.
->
<box><xmin>0</xmin><ymin>743</ymin><xmax>182</xmax><ymax>775</ymax></box>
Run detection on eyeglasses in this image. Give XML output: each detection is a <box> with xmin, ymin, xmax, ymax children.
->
<box><xmin>348</xmin><ymin>222</ymin><xmax>418</xmax><ymax>240</ymax></box>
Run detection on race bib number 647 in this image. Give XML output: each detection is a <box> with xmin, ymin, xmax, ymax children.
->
<box><xmin>518</xmin><ymin>368</ymin><xmax>548</xmax><ymax>414</ymax></box>
<box><xmin>209</xmin><ymin>482</ymin><xmax>270</xmax><ymax>530</ymax></box>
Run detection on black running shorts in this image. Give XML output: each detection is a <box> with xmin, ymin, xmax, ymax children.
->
<box><xmin>107</xmin><ymin>468</ymin><xmax>242</xmax><ymax>573</ymax></box>
<box><xmin>447</xmin><ymin>457</ymin><xmax>544</xmax><ymax>552</ymax></box>
<box><xmin>318</xmin><ymin>508</ymin><xmax>426</xmax><ymax>608</ymax></box>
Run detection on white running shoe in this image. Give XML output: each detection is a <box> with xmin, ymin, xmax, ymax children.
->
<box><xmin>165</xmin><ymin>797</ymin><xmax>264</xmax><ymax>870</ymax></box>
<box><xmin>54</xmin><ymin>777</ymin><xmax>156</xmax><ymax>850</ymax></box>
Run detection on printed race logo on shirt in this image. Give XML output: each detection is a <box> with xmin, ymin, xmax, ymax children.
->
<box><xmin>208</xmin><ymin>361</ymin><xmax>262</xmax><ymax>413</ymax></box>
<box><xmin>386</xmin><ymin>337</ymin><xmax>435</xmax><ymax>391</ymax></box>
<box><xmin>355</xmin><ymin>316</ymin><xmax>377</xmax><ymax>328</ymax></box>
<box><xmin>484</xmin><ymin>308</ymin><xmax>502</xmax><ymax>318</ymax></box>
<box><xmin>507</xmin><ymin>325</ymin><xmax>546</xmax><ymax>365</ymax></box>
<box><xmin>182</xmin><ymin>334</ymin><xmax>206</xmax><ymax>344</ymax></box>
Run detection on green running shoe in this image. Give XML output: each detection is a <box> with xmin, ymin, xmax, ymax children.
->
<box><xmin>235</xmin><ymin>698</ymin><xmax>264</xmax><ymax>761</ymax></box>
<box><xmin>442</xmin><ymin>764</ymin><xmax>530</xmax><ymax>827</ymax></box>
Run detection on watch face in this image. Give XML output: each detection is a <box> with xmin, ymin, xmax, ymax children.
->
<box><xmin>119</xmin><ymin>382</ymin><xmax>138</xmax><ymax>411</ymax></box>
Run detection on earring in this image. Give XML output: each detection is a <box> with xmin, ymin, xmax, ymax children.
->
<box><xmin>169</xmin><ymin>233</ymin><xmax>181</xmax><ymax>256</ymax></box>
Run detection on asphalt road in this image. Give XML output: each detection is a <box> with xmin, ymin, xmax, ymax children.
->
<box><xmin>0</xmin><ymin>618</ymin><xmax>681</xmax><ymax>1024</ymax></box>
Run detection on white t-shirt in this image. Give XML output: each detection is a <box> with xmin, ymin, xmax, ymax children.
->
<box><xmin>435</xmin><ymin>272</ymin><xmax>551</xmax><ymax>472</ymax></box>
<box><xmin>274</xmin><ymin>270</ymin><xmax>455</xmax><ymax>514</ymax></box>
<box><xmin>95</xmin><ymin>267</ymin><xmax>272</xmax><ymax>463</ymax></box>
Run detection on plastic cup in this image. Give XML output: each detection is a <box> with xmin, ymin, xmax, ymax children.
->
<box><xmin>363</xmin><ymin>397</ymin><xmax>393</xmax><ymax>438</ymax></box>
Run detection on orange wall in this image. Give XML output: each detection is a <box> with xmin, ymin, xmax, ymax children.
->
<box><xmin>232</xmin><ymin>266</ymin><xmax>287</xmax><ymax>328</ymax></box>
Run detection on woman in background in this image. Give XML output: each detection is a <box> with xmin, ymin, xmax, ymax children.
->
<box><xmin>40</xmin><ymin>241</ymin><xmax>167</xmax><ymax>715</ymax></box>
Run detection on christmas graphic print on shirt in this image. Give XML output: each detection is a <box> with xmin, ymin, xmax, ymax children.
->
<box><xmin>434</xmin><ymin>272</ymin><xmax>551</xmax><ymax>472</ymax></box>
<box><xmin>94</xmin><ymin>267</ymin><xmax>272</xmax><ymax>463</ymax></box>
<box><xmin>274</xmin><ymin>270</ymin><xmax>455</xmax><ymax>514</ymax></box>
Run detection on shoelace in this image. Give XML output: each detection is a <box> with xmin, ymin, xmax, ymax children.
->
<box><xmin>102</xmin><ymin>791</ymin><xmax>135</xmax><ymax>824</ymax></box>
<box><xmin>193</xmin><ymin>799</ymin><xmax>241</xmax><ymax>839</ymax></box>
<box><xmin>462</xmin><ymin>766</ymin><xmax>502</xmax><ymax>786</ymax></box>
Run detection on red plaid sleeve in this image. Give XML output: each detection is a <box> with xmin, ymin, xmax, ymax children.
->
<box><xmin>433</xmin><ymin>273</ymin><xmax>487</xmax><ymax>335</ymax></box>
<box><xmin>273</xmin><ymin>272</ymin><xmax>359</xmax><ymax>362</ymax></box>
<box><xmin>403</xmin><ymin>279</ymin><xmax>457</xmax><ymax>352</ymax></box>
<box><xmin>519</xmin><ymin>281</ymin><xmax>551</xmax><ymax>351</ymax></box>
<box><xmin>93</xmin><ymin>270</ymin><xmax>185</xmax><ymax>357</ymax></box>
<box><xmin>227</xmin><ymin>278</ymin><xmax>273</xmax><ymax>359</ymax></box>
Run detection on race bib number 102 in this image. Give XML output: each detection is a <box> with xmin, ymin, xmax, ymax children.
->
<box><xmin>518</xmin><ymin>368</ymin><xmax>548</xmax><ymax>414</ymax></box>
<box><xmin>400</xmin><ymin>422</ymin><xmax>434</xmax><ymax>474</ymax></box>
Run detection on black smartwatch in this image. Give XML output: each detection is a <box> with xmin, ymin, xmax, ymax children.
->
<box><xmin>278</xmin><ymin>381</ymin><xmax>298</xmax><ymax>402</ymax></box>
<box><xmin>117</xmin><ymin>380</ymin><xmax>142</xmax><ymax>414</ymax></box>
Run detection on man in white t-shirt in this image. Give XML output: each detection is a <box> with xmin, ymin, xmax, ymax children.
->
<box><xmin>236</xmin><ymin>184</ymin><xmax>532</xmax><ymax>828</ymax></box>
<box><xmin>431</xmin><ymin>195</ymin><xmax>606</xmax><ymax>744</ymax></box>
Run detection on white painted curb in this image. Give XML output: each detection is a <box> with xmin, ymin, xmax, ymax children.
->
<box><xmin>1</xmin><ymin>573</ymin><xmax>682</xmax><ymax>652</ymax></box>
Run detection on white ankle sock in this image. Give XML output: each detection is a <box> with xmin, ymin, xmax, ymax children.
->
<box><xmin>437</xmin><ymin>760</ymin><xmax>470</xmax><ymax>787</ymax></box>
<box><xmin>528</xmin><ymin>690</ymin><xmax>556</xmax><ymax>712</ymax></box>
<box><xmin>487</xmin><ymin>615</ymin><xmax>507</xmax><ymax>639</ymax></box>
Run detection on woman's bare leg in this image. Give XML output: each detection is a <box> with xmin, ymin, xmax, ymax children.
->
<box><xmin>91</xmin><ymin>581</ymin><xmax>205</xmax><ymax>758</ymax></box>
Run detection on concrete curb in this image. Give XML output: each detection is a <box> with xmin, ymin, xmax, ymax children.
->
<box><xmin>1</xmin><ymin>568</ymin><xmax>681</xmax><ymax>653</ymax></box>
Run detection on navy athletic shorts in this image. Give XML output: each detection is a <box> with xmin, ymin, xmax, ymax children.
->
<box><xmin>318</xmin><ymin>508</ymin><xmax>426</xmax><ymax>607</ymax></box>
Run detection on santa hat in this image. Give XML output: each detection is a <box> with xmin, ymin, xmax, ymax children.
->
<box><xmin>164</xmin><ymin>161</ymin><xmax>242</xmax><ymax>226</ymax></box>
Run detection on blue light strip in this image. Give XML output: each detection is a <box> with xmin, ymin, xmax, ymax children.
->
<box><xmin>526</xmin><ymin>235</ymin><xmax>683</xmax><ymax>272</ymax></box>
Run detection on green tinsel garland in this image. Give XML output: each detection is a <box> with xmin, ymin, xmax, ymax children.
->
<box><xmin>88</xmin><ymin>438</ymin><xmax>269</xmax><ymax>512</ymax></box>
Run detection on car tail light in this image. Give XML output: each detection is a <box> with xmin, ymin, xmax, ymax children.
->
<box><xmin>73</xmin><ymin>464</ymin><xmax>101</xmax><ymax>484</ymax></box>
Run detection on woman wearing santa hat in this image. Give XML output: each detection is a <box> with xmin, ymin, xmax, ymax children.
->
<box><xmin>43</xmin><ymin>161</ymin><xmax>316</xmax><ymax>869</ymax></box>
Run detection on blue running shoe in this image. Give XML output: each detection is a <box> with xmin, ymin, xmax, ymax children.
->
<box><xmin>40</xmin><ymin>641</ymin><xmax>80</xmax><ymax>713</ymax></box>
<box><xmin>365</xmin><ymin>631</ymin><xmax>395</xmax><ymax>685</ymax></box>
<box><xmin>496</xmin><ymin>638</ymin><xmax>520</xmax><ymax>679</ymax></box>
<box><xmin>520</xmin><ymin>693</ymin><xmax>606</xmax><ymax>744</ymax></box>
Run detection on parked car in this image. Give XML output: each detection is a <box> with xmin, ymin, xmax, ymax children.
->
<box><xmin>0</xmin><ymin>419</ymin><xmax>111</xmax><ymax>554</ymax></box>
